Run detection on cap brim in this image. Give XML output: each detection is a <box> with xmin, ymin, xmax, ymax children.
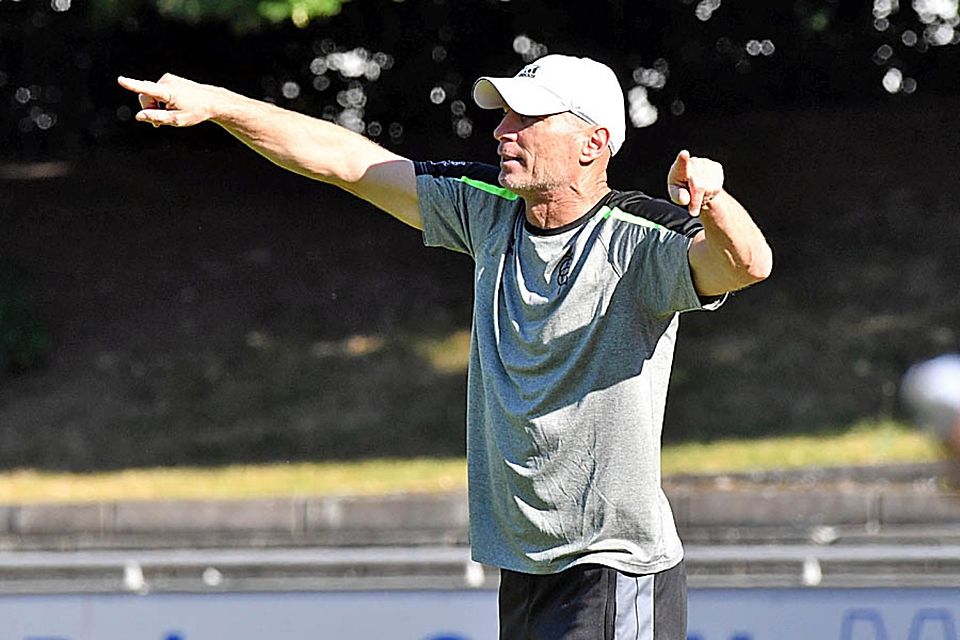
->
<box><xmin>472</xmin><ymin>77</ymin><xmax>568</xmax><ymax>116</ymax></box>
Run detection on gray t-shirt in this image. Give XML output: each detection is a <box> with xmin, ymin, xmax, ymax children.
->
<box><xmin>416</xmin><ymin>163</ymin><xmax>722</xmax><ymax>575</ymax></box>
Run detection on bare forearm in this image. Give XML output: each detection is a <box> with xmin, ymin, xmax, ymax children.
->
<box><xmin>210</xmin><ymin>91</ymin><xmax>400</xmax><ymax>186</ymax></box>
<box><xmin>690</xmin><ymin>190</ymin><xmax>773</xmax><ymax>295</ymax></box>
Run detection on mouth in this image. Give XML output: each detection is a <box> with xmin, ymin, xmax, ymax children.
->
<box><xmin>497</xmin><ymin>145</ymin><xmax>524</xmax><ymax>168</ymax></box>
<box><xmin>498</xmin><ymin>153</ymin><xmax>524</xmax><ymax>169</ymax></box>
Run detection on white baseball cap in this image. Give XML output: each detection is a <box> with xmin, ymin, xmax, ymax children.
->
<box><xmin>472</xmin><ymin>54</ymin><xmax>626</xmax><ymax>156</ymax></box>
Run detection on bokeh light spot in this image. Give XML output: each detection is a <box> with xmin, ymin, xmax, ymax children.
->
<box><xmin>327</xmin><ymin>48</ymin><xmax>371</xmax><ymax>78</ymax></box>
<box><xmin>882</xmin><ymin>67</ymin><xmax>903</xmax><ymax>92</ymax></box>
<box><xmin>281</xmin><ymin>81</ymin><xmax>301</xmax><ymax>100</ymax></box>
<box><xmin>291</xmin><ymin>5</ymin><xmax>309</xmax><ymax>28</ymax></box>
<box><xmin>632</xmin><ymin>66</ymin><xmax>667</xmax><ymax>89</ymax></box>
<box><xmin>695</xmin><ymin>0</ymin><xmax>721</xmax><ymax>21</ymax></box>
<box><xmin>389</xmin><ymin>122</ymin><xmax>404</xmax><ymax>143</ymax></box>
<box><xmin>512</xmin><ymin>34</ymin><xmax>547</xmax><ymax>61</ymax></box>
<box><xmin>809</xmin><ymin>11</ymin><xmax>830</xmax><ymax>31</ymax></box>
<box><xmin>35</xmin><ymin>112</ymin><xmax>55</xmax><ymax>130</ymax></box>
<box><xmin>513</xmin><ymin>35</ymin><xmax>532</xmax><ymax>55</ymax></box>
<box><xmin>873</xmin><ymin>0</ymin><xmax>900</xmax><ymax>19</ymax></box>
<box><xmin>309</xmin><ymin>57</ymin><xmax>328</xmax><ymax>75</ymax></box>
<box><xmin>337</xmin><ymin>107</ymin><xmax>364</xmax><ymax>133</ymax></box>
<box><xmin>627</xmin><ymin>86</ymin><xmax>658</xmax><ymax>128</ymax></box>
<box><xmin>926</xmin><ymin>23</ymin><xmax>955</xmax><ymax>45</ymax></box>
<box><xmin>873</xmin><ymin>44</ymin><xmax>895</xmax><ymax>64</ymax></box>
<box><xmin>455</xmin><ymin>117</ymin><xmax>473</xmax><ymax>138</ymax></box>
<box><xmin>337</xmin><ymin>85</ymin><xmax>367</xmax><ymax>109</ymax></box>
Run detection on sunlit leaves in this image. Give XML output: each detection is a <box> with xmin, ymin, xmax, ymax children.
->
<box><xmin>91</xmin><ymin>0</ymin><xmax>348</xmax><ymax>31</ymax></box>
<box><xmin>257</xmin><ymin>0</ymin><xmax>346</xmax><ymax>28</ymax></box>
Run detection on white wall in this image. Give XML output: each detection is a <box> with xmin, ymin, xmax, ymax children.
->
<box><xmin>1</xmin><ymin>588</ymin><xmax>958</xmax><ymax>640</ymax></box>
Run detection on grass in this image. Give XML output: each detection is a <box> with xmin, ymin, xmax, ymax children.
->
<box><xmin>0</xmin><ymin>420</ymin><xmax>943</xmax><ymax>505</ymax></box>
<box><xmin>660</xmin><ymin>419</ymin><xmax>942</xmax><ymax>475</ymax></box>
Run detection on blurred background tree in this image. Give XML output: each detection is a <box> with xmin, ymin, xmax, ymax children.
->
<box><xmin>1</xmin><ymin>0</ymin><xmax>958</xmax><ymax>466</ymax></box>
<box><xmin>0</xmin><ymin>268</ymin><xmax>50</xmax><ymax>375</ymax></box>
<box><xmin>3</xmin><ymin>0</ymin><xmax>958</xmax><ymax>163</ymax></box>
<box><xmin>91</xmin><ymin>0</ymin><xmax>349</xmax><ymax>31</ymax></box>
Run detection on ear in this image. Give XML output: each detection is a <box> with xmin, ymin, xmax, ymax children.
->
<box><xmin>581</xmin><ymin>127</ymin><xmax>611</xmax><ymax>162</ymax></box>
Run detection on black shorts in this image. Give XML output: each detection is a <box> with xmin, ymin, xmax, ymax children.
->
<box><xmin>498</xmin><ymin>560</ymin><xmax>687</xmax><ymax>640</ymax></box>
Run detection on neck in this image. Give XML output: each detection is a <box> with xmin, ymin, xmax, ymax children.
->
<box><xmin>522</xmin><ymin>178</ymin><xmax>610</xmax><ymax>230</ymax></box>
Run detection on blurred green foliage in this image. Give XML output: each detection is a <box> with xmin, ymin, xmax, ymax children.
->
<box><xmin>0</xmin><ymin>275</ymin><xmax>50</xmax><ymax>374</ymax></box>
<box><xmin>92</xmin><ymin>0</ymin><xmax>347</xmax><ymax>31</ymax></box>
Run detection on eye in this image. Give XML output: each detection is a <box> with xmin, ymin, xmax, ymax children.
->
<box><xmin>509</xmin><ymin>111</ymin><xmax>534</xmax><ymax>125</ymax></box>
<box><xmin>500</xmin><ymin>108</ymin><xmax>537</xmax><ymax>128</ymax></box>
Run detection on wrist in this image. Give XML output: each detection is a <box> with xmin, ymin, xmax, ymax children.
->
<box><xmin>209</xmin><ymin>86</ymin><xmax>252</xmax><ymax>126</ymax></box>
<box><xmin>700</xmin><ymin>188</ymin><xmax>727</xmax><ymax>211</ymax></box>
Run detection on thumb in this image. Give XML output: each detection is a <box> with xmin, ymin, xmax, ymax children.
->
<box><xmin>673</xmin><ymin>149</ymin><xmax>691</xmax><ymax>175</ymax></box>
<box><xmin>668</xmin><ymin>184</ymin><xmax>691</xmax><ymax>207</ymax></box>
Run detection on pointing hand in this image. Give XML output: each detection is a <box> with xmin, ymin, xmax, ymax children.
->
<box><xmin>117</xmin><ymin>74</ymin><xmax>219</xmax><ymax>128</ymax></box>
<box><xmin>666</xmin><ymin>149</ymin><xmax>724</xmax><ymax>216</ymax></box>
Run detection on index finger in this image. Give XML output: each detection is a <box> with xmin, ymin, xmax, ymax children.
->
<box><xmin>117</xmin><ymin>76</ymin><xmax>170</xmax><ymax>103</ymax></box>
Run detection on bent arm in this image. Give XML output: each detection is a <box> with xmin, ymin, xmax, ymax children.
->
<box><xmin>666</xmin><ymin>150</ymin><xmax>772</xmax><ymax>296</ymax></box>
<box><xmin>687</xmin><ymin>190</ymin><xmax>773</xmax><ymax>295</ymax></box>
<box><xmin>117</xmin><ymin>74</ymin><xmax>421</xmax><ymax>229</ymax></box>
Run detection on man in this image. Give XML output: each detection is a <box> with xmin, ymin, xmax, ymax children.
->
<box><xmin>119</xmin><ymin>53</ymin><xmax>772</xmax><ymax>639</ymax></box>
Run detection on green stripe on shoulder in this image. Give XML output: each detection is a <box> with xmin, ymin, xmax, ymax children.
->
<box><xmin>458</xmin><ymin>176</ymin><xmax>519</xmax><ymax>201</ymax></box>
<box><xmin>601</xmin><ymin>206</ymin><xmax>666</xmax><ymax>231</ymax></box>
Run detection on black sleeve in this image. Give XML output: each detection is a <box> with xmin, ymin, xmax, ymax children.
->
<box><xmin>413</xmin><ymin>160</ymin><xmax>501</xmax><ymax>185</ymax></box>
<box><xmin>605</xmin><ymin>189</ymin><xmax>703</xmax><ymax>238</ymax></box>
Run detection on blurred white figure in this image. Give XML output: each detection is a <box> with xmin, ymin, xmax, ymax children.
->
<box><xmin>901</xmin><ymin>354</ymin><xmax>960</xmax><ymax>460</ymax></box>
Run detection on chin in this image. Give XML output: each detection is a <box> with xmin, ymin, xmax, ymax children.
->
<box><xmin>499</xmin><ymin>172</ymin><xmax>522</xmax><ymax>191</ymax></box>
<box><xmin>499</xmin><ymin>168</ymin><xmax>532</xmax><ymax>191</ymax></box>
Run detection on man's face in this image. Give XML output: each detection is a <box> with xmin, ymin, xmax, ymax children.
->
<box><xmin>493</xmin><ymin>108</ymin><xmax>592</xmax><ymax>195</ymax></box>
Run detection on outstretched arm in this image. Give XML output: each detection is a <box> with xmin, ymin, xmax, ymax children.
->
<box><xmin>117</xmin><ymin>74</ymin><xmax>421</xmax><ymax>229</ymax></box>
<box><xmin>667</xmin><ymin>150</ymin><xmax>773</xmax><ymax>296</ymax></box>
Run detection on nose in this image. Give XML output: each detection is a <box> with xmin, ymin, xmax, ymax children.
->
<box><xmin>493</xmin><ymin>110</ymin><xmax>519</xmax><ymax>142</ymax></box>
